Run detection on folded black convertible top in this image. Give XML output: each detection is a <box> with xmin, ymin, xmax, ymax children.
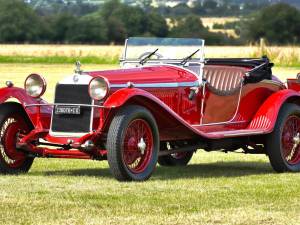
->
<box><xmin>205</xmin><ymin>56</ymin><xmax>273</xmax><ymax>68</ymax></box>
<box><xmin>205</xmin><ymin>56</ymin><xmax>274</xmax><ymax>83</ymax></box>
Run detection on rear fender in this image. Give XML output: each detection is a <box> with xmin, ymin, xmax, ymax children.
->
<box><xmin>248</xmin><ymin>89</ymin><xmax>300</xmax><ymax>133</ymax></box>
<box><xmin>0</xmin><ymin>87</ymin><xmax>51</xmax><ymax>128</ymax></box>
<box><xmin>103</xmin><ymin>88</ymin><xmax>201</xmax><ymax>140</ymax></box>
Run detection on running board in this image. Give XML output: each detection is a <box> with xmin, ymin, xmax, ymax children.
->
<box><xmin>204</xmin><ymin>129</ymin><xmax>268</xmax><ymax>139</ymax></box>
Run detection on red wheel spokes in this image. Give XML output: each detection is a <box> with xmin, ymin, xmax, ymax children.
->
<box><xmin>122</xmin><ymin>119</ymin><xmax>153</xmax><ymax>174</ymax></box>
<box><xmin>0</xmin><ymin>115</ymin><xmax>28</xmax><ymax>168</ymax></box>
<box><xmin>281</xmin><ymin>116</ymin><xmax>300</xmax><ymax>165</ymax></box>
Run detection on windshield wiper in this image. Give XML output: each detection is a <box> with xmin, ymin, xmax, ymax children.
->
<box><xmin>180</xmin><ymin>49</ymin><xmax>200</xmax><ymax>65</ymax></box>
<box><xmin>139</xmin><ymin>48</ymin><xmax>159</xmax><ymax>65</ymax></box>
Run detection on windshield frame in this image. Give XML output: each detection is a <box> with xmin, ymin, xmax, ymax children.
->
<box><xmin>120</xmin><ymin>37</ymin><xmax>205</xmax><ymax>64</ymax></box>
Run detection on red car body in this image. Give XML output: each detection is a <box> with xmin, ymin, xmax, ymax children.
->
<box><xmin>1</xmin><ymin>38</ymin><xmax>300</xmax><ymax>181</ymax></box>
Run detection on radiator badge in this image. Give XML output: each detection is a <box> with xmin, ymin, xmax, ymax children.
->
<box><xmin>73</xmin><ymin>74</ymin><xmax>79</xmax><ymax>83</ymax></box>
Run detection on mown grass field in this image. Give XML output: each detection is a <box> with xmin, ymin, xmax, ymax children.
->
<box><xmin>0</xmin><ymin>61</ymin><xmax>300</xmax><ymax>224</ymax></box>
<box><xmin>2</xmin><ymin>44</ymin><xmax>300</xmax><ymax>67</ymax></box>
<box><xmin>1</xmin><ymin>151</ymin><xmax>300</xmax><ymax>225</ymax></box>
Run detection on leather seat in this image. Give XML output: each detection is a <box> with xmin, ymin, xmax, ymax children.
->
<box><xmin>203</xmin><ymin>65</ymin><xmax>247</xmax><ymax>95</ymax></box>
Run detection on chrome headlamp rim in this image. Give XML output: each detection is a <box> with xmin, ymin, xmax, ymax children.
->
<box><xmin>88</xmin><ymin>76</ymin><xmax>110</xmax><ymax>101</ymax></box>
<box><xmin>24</xmin><ymin>73</ymin><xmax>47</xmax><ymax>98</ymax></box>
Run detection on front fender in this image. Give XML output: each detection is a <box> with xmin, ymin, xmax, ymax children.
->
<box><xmin>103</xmin><ymin>88</ymin><xmax>203</xmax><ymax>140</ymax></box>
<box><xmin>0</xmin><ymin>87</ymin><xmax>38</xmax><ymax>105</ymax></box>
<box><xmin>0</xmin><ymin>87</ymin><xmax>51</xmax><ymax>128</ymax></box>
<box><xmin>104</xmin><ymin>88</ymin><xmax>167</xmax><ymax>108</ymax></box>
<box><xmin>248</xmin><ymin>89</ymin><xmax>300</xmax><ymax>133</ymax></box>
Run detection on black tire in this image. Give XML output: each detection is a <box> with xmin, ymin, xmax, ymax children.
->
<box><xmin>158</xmin><ymin>143</ymin><xmax>194</xmax><ymax>166</ymax></box>
<box><xmin>0</xmin><ymin>102</ymin><xmax>34</xmax><ymax>174</ymax></box>
<box><xmin>107</xmin><ymin>105</ymin><xmax>159</xmax><ymax>181</ymax></box>
<box><xmin>266</xmin><ymin>103</ymin><xmax>300</xmax><ymax>172</ymax></box>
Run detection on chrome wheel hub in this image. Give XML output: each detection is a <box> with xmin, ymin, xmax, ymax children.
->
<box><xmin>138</xmin><ymin>138</ymin><xmax>146</xmax><ymax>155</ymax></box>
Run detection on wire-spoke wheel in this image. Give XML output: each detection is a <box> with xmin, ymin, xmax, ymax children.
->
<box><xmin>281</xmin><ymin>116</ymin><xmax>300</xmax><ymax>165</ymax></box>
<box><xmin>107</xmin><ymin>105</ymin><xmax>159</xmax><ymax>181</ymax></box>
<box><xmin>266</xmin><ymin>103</ymin><xmax>300</xmax><ymax>172</ymax></box>
<box><xmin>0</xmin><ymin>103</ymin><xmax>34</xmax><ymax>174</ymax></box>
<box><xmin>122</xmin><ymin>119</ymin><xmax>154</xmax><ymax>174</ymax></box>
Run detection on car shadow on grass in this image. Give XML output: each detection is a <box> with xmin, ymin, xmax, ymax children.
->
<box><xmin>30</xmin><ymin>160</ymin><xmax>274</xmax><ymax>180</ymax></box>
<box><xmin>153</xmin><ymin>161</ymin><xmax>273</xmax><ymax>180</ymax></box>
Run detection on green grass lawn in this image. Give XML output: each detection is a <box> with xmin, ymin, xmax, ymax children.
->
<box><xmin>0</xmin><ymin>64</ymin><xmax>300</xmax><ymax>224</ymax></box>
<box><xmin>0</xmin><ymin>152</ymin><xmax>299</xmax><ymax>225</ymax></box>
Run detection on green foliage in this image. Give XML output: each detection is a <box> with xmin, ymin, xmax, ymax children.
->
<box><xmin>170</xmin><ymin>15</ymin><xmax>207</xmax><ymax>38</ymax></box>
<box><xmin>65</xmin><ymin>15</ymin><xmax>108</xmax><ymax>44</ymax></box>
<box><xmin>147</xmin><ymin>12</ymin><xmax>169</xmax><ymax>37</ymax></box>
<box><xmin>213</xmin><ymin>21</ymin><xmax>240</xmax><ymax>30</ymax></box>
<box><xmin>169</xmin><ymin>15</ymin><xmax>238</xmax><ymax>45</ymax></box>
<box><xmin>240</xmin><ymin>3</ymin><xmax>300</xmax><ymax>45</ymax></box>
<box><xmin>0</xmin><ymin>0</ymin><xmax>43</xmax><ymax>43</ymax></box>
<box><xmin>2</xmin><ymin>0</ymin><xmax>290</xmax><ymax>45</ymax></box>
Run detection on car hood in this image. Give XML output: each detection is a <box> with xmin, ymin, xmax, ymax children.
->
<box><xmin>86</xmin><ymin>65</ymin><xmax>198</xmax><ymax>85</ymax></box>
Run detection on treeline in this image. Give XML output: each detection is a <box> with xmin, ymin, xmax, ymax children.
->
<box><xmin>1</xmin><ymin>0</ymin><xmax>300</xmax><ymax>45</ymax></box>
<box><xmin>158</xmin><ymin>1</ymin><xmax>269</xmax><ymax>17</ymax></box>
<box><xmin>29</xmin><ymin>0</ymin><xmax>272</xmax><ymax>17</ymax></box>
<box><xmin>0</xmin><ymin>0</ymin><xmax>236</xmax><ymax>45</ymax></box>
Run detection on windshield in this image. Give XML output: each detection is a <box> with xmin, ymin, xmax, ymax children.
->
<box><xmin>122</xmin><ymin>37</ymin><xmax>205</xmax><ymax>62</ymax></box>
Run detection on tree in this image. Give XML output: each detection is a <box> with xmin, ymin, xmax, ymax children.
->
<box><xmin>240</xmin><ymin>3</ymin><xmax>300</xmax><ymax>44</ymax></box>
<box><xmin>169</xmin><ymin>15</ymin><xmax>208</xmax><ymax>38</ymax></box>
<box><xmin>0</xmin><ymin>0</ymin><xmax>43</xmax><ymax>43</ymax></box>
<box><xmin>203</xmin><ymin>0</ymin><xmax>218</xmax><ymax>12</ymax></box>
<box><xmin>99</xmin><ymin>0</ymin><xmax>168</xmax><ymax>43</ymax></box>
<box><xmin>169</xmin><ymin>15</ymin><xmax>236</xmax><ymax>45</ymax></box>
<box><xmin>147</xmin><ymin>12</ymin><xmax>168</xmax><ymax>37</ymax></box>
<box><xmin>65</xmin><ymin>15</ymin><xmax>107</xmax><ymax>44</ymax></box>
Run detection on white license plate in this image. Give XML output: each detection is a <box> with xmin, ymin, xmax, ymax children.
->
<box><xmin>55</xmin><ymin>106</ymin><xmax>81</xmax><ymax>115</ymax></box>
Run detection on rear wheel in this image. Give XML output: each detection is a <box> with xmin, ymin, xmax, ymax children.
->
<box><xmin>107</xmin><ymin>105</ymin><xmax>159</xmax><ymax>181</ymax></box>
<box><xmin>266</xmin><ymin>103</ymin><xmax>300</xmax><ymax>172</ymax></box>
<box><xmin>158</xmin><ymin>142</ymin><xmax>194</xmax><ymax>166</ymax></box>
<box><xmin>0</xmin><ymin>103</ymin><xmax>34</xmax><ymax>174</ymax></box>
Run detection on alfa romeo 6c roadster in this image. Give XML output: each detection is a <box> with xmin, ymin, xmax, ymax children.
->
<box><xmin>1</xmin><ymin>37</ymin><xmax>300</xmax><ymax>181</ymax></box>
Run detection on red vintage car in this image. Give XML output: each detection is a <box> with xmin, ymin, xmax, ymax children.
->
<box><xmin>1</xmin><ymin>37</ymin><xmax>300</xmax><ymax>181</ymax></box>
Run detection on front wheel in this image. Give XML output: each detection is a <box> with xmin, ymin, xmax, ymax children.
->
<box><xmin>0</xmin><ymin>103</ymin><xmax>34</xmax><ymax>174</ymax></box>
<box><xmin>107</xmin><ymin>105</ymin><xmax>159</xmax><ymax>181</ymax></box>
<box><xmin>266</xmin><ymin>103</ymin><xmax>300</xmax><ymax>172</ymax></box>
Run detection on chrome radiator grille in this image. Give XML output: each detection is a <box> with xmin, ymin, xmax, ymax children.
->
<box><xmin>51</xmin><ymin>84</ymin><xmax>93</xmax><ymax>134</ymax></box>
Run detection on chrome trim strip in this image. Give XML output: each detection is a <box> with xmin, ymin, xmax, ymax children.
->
<box><xmin>193</xmin><ymin>120</ymin><xmax>248</xmax><ymax>128</ymax></box>
<box><xmin>24</xmin><ymin>103</ymin><xmax>111</xmax><ymax>108</ymax></box>
<box><xmin>223</xmin><ymin>130</ymin><xmax>264</xmax><ymax>137</ymax></box>
<box><xmin>48</xmin><ymin>131</ymin><xmax>94</xmax><ymax>138</ymax></box>
<box><xmin>110</xmin><ymin>81</ymin><xmax>200</xmax><ymax>89</ymax></box>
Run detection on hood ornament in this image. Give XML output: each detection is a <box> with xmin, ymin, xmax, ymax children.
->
<box><xmin>74</xmin><ymin>61</ymin><xmax>83</xmax><ymax>75</ymax></box>
<box><xmin>73</xmin><ymin>61</ymin><xmax>82</xmax><ymax>83</ymax></box>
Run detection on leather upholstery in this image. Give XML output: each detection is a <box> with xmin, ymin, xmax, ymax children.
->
<box><xmin>203</xmin><ymin>65</ymin><xmax>247</xmax><ymax>95</ymax></box>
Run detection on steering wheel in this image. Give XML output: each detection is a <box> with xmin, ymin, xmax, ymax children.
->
<box><xmin>138</xmin><ymin>51</ymin><xmax>163</xmax><ymax>60</ymax></box>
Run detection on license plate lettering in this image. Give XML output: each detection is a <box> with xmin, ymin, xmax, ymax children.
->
<box><xmin>55</xmin><ymin>106</ymin><xmax>81</xmax><ymax>115</ymax></box>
